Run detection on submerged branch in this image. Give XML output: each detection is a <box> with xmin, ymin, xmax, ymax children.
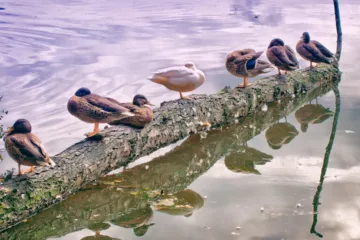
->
<box><xmin>310</xmin><ymin>86</ymin><xmax>341</xmax><ymax>238</ymax></box>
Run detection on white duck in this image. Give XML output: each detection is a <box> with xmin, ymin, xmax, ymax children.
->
<box><xmin>147</xmin><ymin>62</ymin><xmax>206</xmax><ymax>99</ymax></box>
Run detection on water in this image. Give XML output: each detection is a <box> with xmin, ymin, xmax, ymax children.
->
<box><xmin>0</xmin><ymin>0</ymin><xmax>360</xmax><ymax>239</ymax></box>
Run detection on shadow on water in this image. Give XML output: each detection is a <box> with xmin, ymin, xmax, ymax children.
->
<box><xmin>1</xmin><ymin>80</ymin><xmax>338</xmax><ymax>240</ymax></box>
<box><xmin>310</xmin><ymin>87</ymin><xmax>341</xmax><ymax>238</ymax></box>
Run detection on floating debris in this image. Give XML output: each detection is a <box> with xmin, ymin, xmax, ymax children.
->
<box><xmin>236</xmin><ymin>226</ymin><xmax>242</xmax><ymax>230</ymax></box>
<box><xmin>203</xmin><ymin>226</ymin><xmax>211</xmax><ymax>230</ymax></box>
<box><xmin>345</xmin><ymin>130</ymin><xmax>355</xmax><ymax>134</ymax></box>
<box><xmin>231</xmin><ymin>232</ymin><xmax>240</xmax><ymax>236</ymax></box>
<box><xmin>260</xmin><ymin>207</ymin><xmax>265</xmax><ymax>212</ymax></box>
<box><xmin>203</xmin><ymin>196</ymin><xmax>208</xmax><ymax>199</ymax></box>
<box><xmin>145</xmin><ymin>165</ymin><xmax>149</xmax><ymax>170</ymax></box>
<box><xmin>296</xmin><ymin>203</ymin><xmax>302</xmax><ymax>208</ymax></box>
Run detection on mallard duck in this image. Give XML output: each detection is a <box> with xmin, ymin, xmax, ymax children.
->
<box><xmin>4</xmin><ymin>119</ymin><xmax>56</xmax><ymax>176</ymax></box>
<box><xmin>147</xmin><ymin>62</ymin><xmax>205</xmax><ymax>100</ymax></box>
<box><xmin>67</xmin><ymin>87</ymin><xmax>134</xmax><ymax>137</ymax></box>
<box><xmin>267</xmin><ymin>38</ymin><xmax>299</xmax><ymax>75</ymax></box>
<box><xmin>109</xmin><ymin>94</ymin><xmax>154</xmax><ymax>128</ymax></box>
<box><xmin>226</xmin><ymin>49</ymin><xmax>273</xmax><ymax>88</ymax></box>
<box><xmin>296</xmin><ymin>32</ymin><xmax>336</xmax><ymax>68</ymax></box>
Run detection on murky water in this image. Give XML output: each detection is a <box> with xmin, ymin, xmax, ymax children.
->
<box><xmin>1</xmin><ymin>0</ymin><xmax>360</xmax><ymax>239</ymax></box>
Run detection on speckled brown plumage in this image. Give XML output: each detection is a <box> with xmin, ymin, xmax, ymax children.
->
<box><xmin>226</xmin><ymin>49</ymin><xmax>273</xmax><ymax>78</ymax></box>
<box><xmin>296</xmin><ymin>32</ymin><xmax>336</xmax><ymax>67</ymax></box>
<box><xmin>267</xmin><ymin>38</ymin><xmax>299</xmax><ymax>74</ymax></box>
<box><xmin>67</xmin><ymin>94</ymin><xmax>132</xmax><ymax>123</ymax></box>
<box><xmin>67</xmin><ymin>88</ymin><xmax>134</xmax><ymax>137</ymax></box>
<box><xmin>4</xmin><ymin>119</ymin><xmax>55</xmax><ymax>175</ymax></box>
<box><xmin>109</xmin><ymin>95</ymin><xmax>154</xmax><ymax>128</ymax></box>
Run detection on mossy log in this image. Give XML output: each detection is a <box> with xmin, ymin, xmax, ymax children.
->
<box><xmin>0</xmin><ymin>65</ymin><xmax>340</xmax><ymax>232</ymax></box>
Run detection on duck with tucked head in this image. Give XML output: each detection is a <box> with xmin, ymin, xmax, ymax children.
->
<box><xmin>267</xmin><ymin>38</ymin><xmax>299</xmax><ymax>75</ymax></box>
<box><xmin>296</xmin><ymin>32</ymin><xmax>336</xmax><ymax>68</ymax></box>
<box><xmin>109</xmin><ymin>94</ymin><xmax>154</xmax><ymax>128</ymax></box>
<box><xmin>67</xmin><ymin>87</ymin><xmax>134</xmax><ymax>137</ymax></box>
<box><xmin>4</xmin><ymin>119</ymin><xmax>55</xmax><ymax>175</ymax></box>
<box><xmin>226</xmin><ymin>49</ymin><xmax>273</xmax><ymax>88</ymax></box>
<box><xmin>147</xmin><ymin>62</ymin><xmax>205</xmax><ymax>100</ymax></box>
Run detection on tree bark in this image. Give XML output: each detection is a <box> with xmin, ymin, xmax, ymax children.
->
<box><xmin>0</xmin><ymin>65</ymin><xmax>341</xmax><ymax>232</ymax></box>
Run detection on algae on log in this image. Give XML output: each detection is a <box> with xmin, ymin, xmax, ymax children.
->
<box><xmin>0</xmin><ymin>65</ymin><xmax>340</xmax><ymax>231</ymax></box>
<box><xmin>1</xmin><ymin>76</ymin><xmax>338</xmax><ymax>239</ymax></box>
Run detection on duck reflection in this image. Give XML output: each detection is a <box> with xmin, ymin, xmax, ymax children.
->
<box><xmin>265</xmin><ymin>119</ymin><xmax>299</xmax><ymax>150</ymax></box>
<box><xmin>111</xmin><ymin>205</ymin><xmax>154</xmax><ymax>237</ymax></box>
<box><xmin>81</xmin><ymin>223</ymin><xmax>120</xmax><ymax>240</ymax></box>
<box><xmin>152</xmin><ymin>189</ymin><xmax>204</xmax><ymax>217</ymax></box>
<box><xmin>295</xmin><ymin>101</ymin><xmax>334</xmax><ymax>132</ymax></box>
<box><xmin>224</xmin><ymin>144</ymin><xmax>272</xmax><ymax>174</ymax></box>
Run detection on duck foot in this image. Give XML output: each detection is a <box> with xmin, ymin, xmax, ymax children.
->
<box><xmin>20</xmin><ymin>166</ymin><xmax>35</xmax><ymax>175</ymax></box>
<box><xmin>85</xmin><ymin>122</ymin><xmax>100</xmax><ymax>138</ymax></box>
<box><xmin>236</xmin><ymin>77</ymin><xmax>249</xmax><ymax>88</ymax></box>
<box><xmin>180</xmin><ymin>92</ymin><xmax>191</xmax><ymax>100</ymax></box>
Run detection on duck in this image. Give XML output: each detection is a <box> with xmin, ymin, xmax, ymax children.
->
<box><xmin>267</xmin><ymin>38</ymin><xmax>299</xmax><ymax>75</ymax></box>
<box><xmin>226</xmin><ymin>49</ymin><xmax>273</xmax><ymax>88</ymax></box>
<box><xmin>67</xmin><ymin>87</ymin><xmax>134</xmax><ymax>137</ymax></box>
<box><xmin>109</xmin><ymin>94</ymin><xmax>154</xmax><ymax>128</ymax></box>
<box><xmin>147</xmin><ymin>62</ymin><xmax>205</xmax><ymax>100</ymax></box>
<box><xmin>296</xmin><ymin>32</ymin><xmax>336</xmax><ymax>68</ymax></box>
<box><xmin>4</xmin><ymin>119</ymin><xmax>56</xmax><ymax>176</ymax></box>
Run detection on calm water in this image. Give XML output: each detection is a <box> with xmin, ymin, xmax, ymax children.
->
<box><xmin>1</xmin><ymin>0</ymin><xmax>360</xmax><ymax>239</ymax></box>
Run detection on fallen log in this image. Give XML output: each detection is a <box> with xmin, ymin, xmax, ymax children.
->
<box><xmin>0</xmin><ymin>65</ymin><xmax>340</xmax><ymax>232</ymax></box>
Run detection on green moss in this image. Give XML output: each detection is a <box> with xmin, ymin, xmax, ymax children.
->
<box><xmin>273</xmin><ymin>86</ymin><xmax>281</xmax><ymax>100</ymax></box>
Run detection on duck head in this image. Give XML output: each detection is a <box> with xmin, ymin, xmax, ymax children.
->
<box><xmin>301</xmin><ymin>32</ymin><xmax>311</xmax><ymax>43</ymax></box>
<box><xmin>184</xmin><ymin>62</ymin><xmax>196</xmax><ymax>70</ymax></box>
<box><xmin>6</xmin><ymin>119</ymin><xmax>32</xmax><ymax>135</ymax></box>
<box><xmin>75</xmin><ymin>87</ymin><xmax>91</xmax><ymax>97</ymax></box>
<box><xmin>269</xmin><ymin>38</ymin><xmax>285</xmax><ymax>48</ymax></box>
<box><xmin>133</xmin><ymin>94</ymin><xmax>154</xmax><ymax>107</ymax></box>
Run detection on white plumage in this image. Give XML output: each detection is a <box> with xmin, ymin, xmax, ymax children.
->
<box><xmin>148</xmin><ymin>62</ymin><xmax>206</xmax><ymax>99</ymax></box>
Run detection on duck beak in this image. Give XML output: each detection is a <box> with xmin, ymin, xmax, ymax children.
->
<box><xmin>5</xmin><ymin>127</ymin><xmax>14</xmax><ymax>134</ymax></box>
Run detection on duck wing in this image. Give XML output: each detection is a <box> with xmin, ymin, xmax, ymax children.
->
<box><xmin>9</xmin><ymin>134</ymin><xmax>47</xmax><ymax>163</ymax></box>
<box><xmin>313</xmin><ymin>40</ymin><xmax>335</xmax><ymax>58</ymax></box>
<box><xmin>86</xmin><ymin>94</ymin><xmax>130</xmax><ymax>113</ymax></box>
<box><xmin>285</xmin><ymin>45</ymin><xmax>299</xmax><ymax>66</ymax></box>
<box><xmin>270</xmin><ymin>46</ymin><xmax>298</xmax><ymax>66</ymax></box>
<box><xmin>303</xmin><ymin>42</ymin><xmax>331</xmax><ymax>63</ymax></box>
<box><xmin>149</xmin><ymin>66</ymin><xmax>193</xmax><ymax>79</ymax></box>
<box><xmin>120</xmin><ymin>102</ymin><xmax>140</xmax><ymax>113</ymax></box>
<box><xmin>233</xmin><ymin>53</ymin><xmax>258</xmax><ymax>74</ymax></box>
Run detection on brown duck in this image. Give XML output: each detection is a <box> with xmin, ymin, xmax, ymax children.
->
<box><xmin>109</xmin><ymin>94</ymin><xmax>154</xmax><ymax>128</ymax></box>
<box><xmin>267</xmin><ymin>38</ymin><xmax>299</xmax><ymax>75</ymax></box>
<box><xmin>226</xmin><ymin>49</ymin><xmax>273</xmax><ymax>88</ymax></box>
<box><xmin>5</xmin><ymin>119</ymin><xmax>55</xmax><ymax>175</ymax></box>
<box><xmin>67</xmin><ymin>87</ymin><xmax>134</xmax><ymax>137</ymax></box>
<box><xmin>296</xmin><ymin>32</ymin><xmax>336</xmax><ymax>68</ymax></box>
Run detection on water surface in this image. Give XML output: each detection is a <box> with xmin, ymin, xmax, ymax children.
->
<box><xmin>1</xmin><ymin>0</ymin><xmax>360</xmax><ymax>239</ymax></box>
